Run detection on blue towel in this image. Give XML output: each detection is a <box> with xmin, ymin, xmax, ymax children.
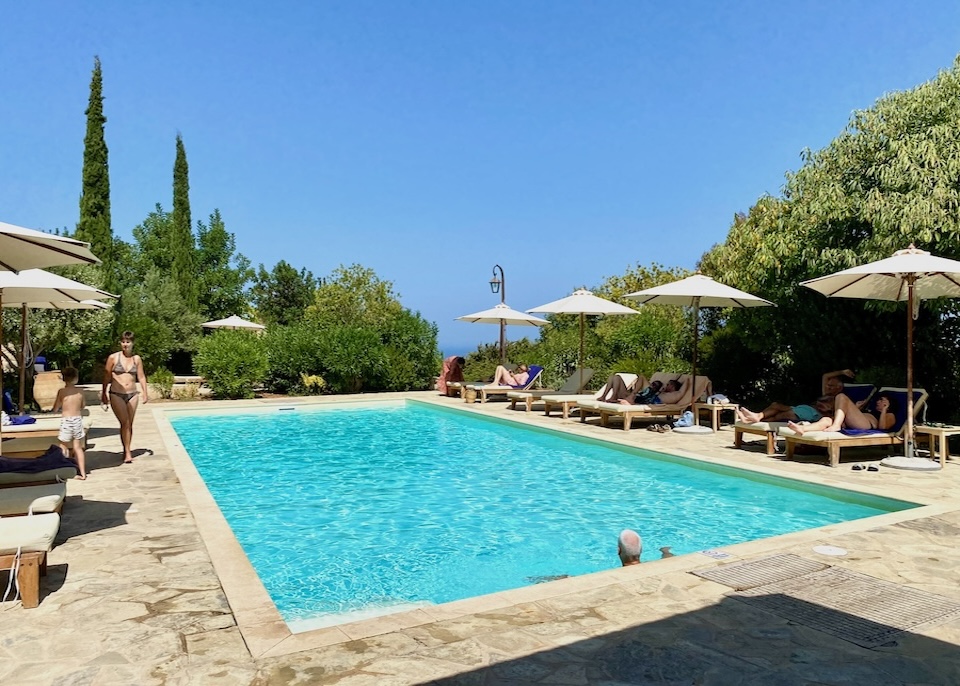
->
<box><xmin>840</xmin><ymin>428</ymin><xmax>886</xmax><ymax>436</ymax></box>
<box><xmin>510</xmin><ymin>365</ymin><xmax>543</xmax><ymax>389</ymax></box>
<box><xmin>9</xmin><ymin>415</ymin><xmax>37</xmax><ymax>425</ymax></box>
<box><xmin>0</xmin><ymin>445</ymin><xmax>78</xmax><ymax>474</ymax></box>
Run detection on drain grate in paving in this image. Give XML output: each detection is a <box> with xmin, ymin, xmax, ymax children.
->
<box><xmin>692</xmin><ymin>554</ymin><xmax>828</xmax><ymax>590</ymax></box>
<box><xmin>733</xmin><ymin>566</ymin><xmax>960</xmax><ymax>648</ymax></box>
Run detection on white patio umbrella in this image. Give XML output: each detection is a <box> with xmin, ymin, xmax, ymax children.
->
<box><xmin>3</xmin><ymin>298</ymin><xmax>113</xmax><ymax>414</ymax></box>
<box><xmin>626</xmin><ymin>274</ymin><xmax>774</xmax><ymax>431</ymax></box>
<box><xmin>528</xmin><ymin>289</ymin><xmax>637</xmax><ymax>391</ymax></box>
<box><xmin>0</xmin><ymin>270</ymin><xmax>117</xmax><ymax>415</ymax></box>
<box><xmin>457</xmin><ymin>303</ymin><xmax>549</xmax><ymax>362</ymax></box>
<box><xmin>0</xmin><ymin>226</ymin><xmax>101</xmax><ymax>449</ymax></box>
<box><xmin>201</xmin><ymin>315</ymin><xmax>266</xmax><ymax>331</ymax></box>
<box><xmin>0</xmin><ymin>221</ymin><xmax>100</xmax><ymax>273</ymax></box>
<box><xmin>801</xmin><ymin>244</ymin><xmax>960</xmax><ymax>470</ymax></box>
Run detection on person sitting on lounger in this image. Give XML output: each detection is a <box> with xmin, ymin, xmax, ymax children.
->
<box><xmin>618</xmin><ymin>379</ymin><xmax>682</xmax><ymax>406</ymax></box>
<box><xmin>787</xmin><ymin>391</ymin><xmax>897</xmax><ymax>435</ymax></box>
<box><xmin>736</xmin><ymin>368</ymin><xmax>857</xmax><ymax>424</ymax></box>
<box><xmin>598</xmin><ymin>374</ymin><xmax>662</xmax><ymax>403</ymax></box>
<box><xmin>491</xmin><ymin>363</ymin><xmax>530</xmax><ymax>387</ymax></box>
<box><xmin>438</xmin><ymin>355</ymin><xmax>466</xmax><ymax>395</ymax></box>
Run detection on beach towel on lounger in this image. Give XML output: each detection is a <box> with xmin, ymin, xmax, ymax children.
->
<box><xmin>0</xmin><ymin>445</ymin><xmax>79</xmax><ymax>474</ymax></box>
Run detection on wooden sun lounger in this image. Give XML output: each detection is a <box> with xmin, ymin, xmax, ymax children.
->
<box><xmin>779</xmin><ymin>387</ymin><xmax>928</xmax><ymax>467</ymax></box>
<box><xmin>507</xmin><ymin>368</ymin><xmax>594</xmax><ymax>412</ymax></box>
<box><xmin>578</xmin><ymin>374</ymin><xmax>713</xmax><ymax>431</ymax></box>
<box><xmin>1</xmin><ymin>411</ymin><xmax>93</xmax><ymax>457</ymax></box>
<box><xmin>537</xmin><ymin>372</ymin><xmax>642</xmax><ymax>419</ymax></box>
<box><xmin>732</xmin><ymin>384</ymin><xmax>877</xmax><ymax>456</ymax></box>
<box><xmin>733</xmin><ymin>422</ymin><xmax>789</xmax><ymax>455</ymax></box>
<box><xmin>0</xmin><ymin>512</ymin><xmax>61</xmax><ymax>608</ymax></box>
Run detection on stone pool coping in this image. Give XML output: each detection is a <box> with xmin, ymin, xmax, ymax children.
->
<box><xmin>152</xmin><ymin>393</ymin><xmax>954</xmax><ymax>659</ymax></box>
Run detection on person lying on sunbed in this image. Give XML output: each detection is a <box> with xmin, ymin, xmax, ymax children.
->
<box><xmin>736</xmin><ymin>368</ymin><xmax>859</xmax><ymax>424</ymax></box>
<box><xmin>617</xmin><ymin>379</ymin><xmax>683</xmax><ymax>406</ymax></box>
<box><xmin>598</xmin><ymin>374</ymin><xmax>661</xmax><ymax>403</ymax></box>
<box><xmin>491</xmin><ymin>364</ymin><xmax>530</xmax><ymax>387</ymax></box>
<box><xmin>787</xmin><ymin>392</ymin><xmax>897</xmax><ymax>435</ymax></box>
<box><xmin>738</xmin><ymin>395</ymin><xmax>834</xmax><ymax>424</ymax></box>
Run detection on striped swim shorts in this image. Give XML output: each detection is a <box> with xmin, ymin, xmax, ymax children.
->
<box><xmin>59</xmin><ymin>416</ymin><xmax>86</xmax><ymax>442</ymax></box>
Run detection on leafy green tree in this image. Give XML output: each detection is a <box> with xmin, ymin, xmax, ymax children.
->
<box><xmin>195</xmin><ymin>209</ymin><xmax>254</xmax><ymax>320</ymax></box>
<box><xmin>171</xmin><ymin>134</ymin><xmax>196</xmax><ymax>307</ymax></box>
<box><xmin>699</xmin><ymin>56</ymin><xmax>960</xmax><ymax>415</ymax></box>
<box><xmin>130</xmin><ymin>204</ymin><xmax>174</xmax><ymax>277</ymax></box>
<box><xmin>76</xmin><ymin>56</ymin><xmax>113</xmax><ymax>281</ymax></box>
<box><xmin>195</xmin><ymin>330</ymin><xmax>267</xmax><ymax>399</ymax></box>
<box><xmin>251</xmin><ymin>260</ymin><xmax>316</xmax><ymax>326</ymax></box>
<box><xmin>380</xmin><ymin>309</ymin><xmax>440</xmax><ymax>390</ymax></box>
<box><xmin>306</xmin><ymin>264</ymin><xmax>403</xmax><ymax>327</ymax></box>
<box><xmin>116</xmin><ymin>270</ymin><xmax>203</xmax><ymax>373</ymax></box>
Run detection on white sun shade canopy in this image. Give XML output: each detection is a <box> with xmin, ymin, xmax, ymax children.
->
<box><xmin>527</xmin><ymin>288</ymin><xmax>638</xmax><ymax>316</ymax></box>
<box><xmin>0</xmin><ymin>269</ymin><xmax>116</xmax><ymax>306</ymax></box>
<box><xmin>625</xmin><ymin>274</ymin><xmax>774</xmax><ymax>308</ymax></box>
<box><xmin>201</xmin><ymin>315</ymin><xmax>266</xmax><ymax>330</ymax></box>
<box><xmin>457</xmin><ymin>302</ymin><xmax>549</xmax><ymax>326</ymax></box>
<box><xmin>0</xmin><ymin>221</ymin><xmax>101</xmax><ymax>272</ymax></box>
<box><xmin>800</xmin><ymin>245</ymin><xmax>960</xmax><ymax>302</ymax></box>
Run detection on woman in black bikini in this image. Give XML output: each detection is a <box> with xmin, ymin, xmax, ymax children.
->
<box><xmin>101</xmin><ymin>331</ymin><xmax>149</xmax><ymax>464</ymax></box>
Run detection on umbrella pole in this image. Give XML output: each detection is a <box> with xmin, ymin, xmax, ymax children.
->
<box><xmin>18</xmin><ymin>305</ymin><xmax>26</xmax><ymax>415</ymax></box>
<box><xmin>499</xmin><ymin>320</ymin><xmax>506</xmax><ymax>366</ymax></box>
<box><xmin>906</xmin><ymin>276</ymin><xmax>916</xmax><ymax>458</ymax></box>
<box><xmin>579</xmin><ymin>312</ymin><xmax>585</xmax><ymax>388</ymax></box>
<box><xmin>691</xmin><ymin>298</ymin><xmax>700</xmax><ymax>398</ymax></box>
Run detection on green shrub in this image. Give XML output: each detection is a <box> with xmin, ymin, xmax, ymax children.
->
<box><xmin>194</xmin><ymin>330</ymin><xmax>267</xmax><ymax>399</ymax></box>
<box><xmin>316</xmin><ymin>326</ymin><xmax>387</xmax><ymax>393</ymax></box>
<box><xmin>262</xmin><ymin>323</ymin><xmax>324</xmax><ymax>394</ymax></box>
<box><xmin>151</xmin><ymin>368</ymin><xmax>175</xmax><ymax>399</ymax></box>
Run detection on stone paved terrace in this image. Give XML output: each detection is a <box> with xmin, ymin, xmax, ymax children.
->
<box><xmin>2</xmin><ymin>391</ymin><xmax>960</xmax><ymax>685</ymax></box>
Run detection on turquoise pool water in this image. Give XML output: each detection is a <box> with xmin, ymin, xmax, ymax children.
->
<box><xmin>168</xmin><ymin>401</ymin><xmax>916</xmax><ymax>629</ymax></box>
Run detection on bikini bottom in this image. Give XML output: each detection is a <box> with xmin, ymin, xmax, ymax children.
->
<box><xmin>110</xmin><ymin>390</ymin><xmax>138</xmax><ymax>402</ymax></box>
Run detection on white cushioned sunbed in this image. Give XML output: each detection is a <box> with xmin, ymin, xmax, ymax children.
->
<box><xmin>0</xmin><ymin>483</ymin><xmax>67</xmax><ymax>516</ymax></box>
<box><xmin>0</xmin><ymin>512</ymin><xmax>61</xmax><ymax>608</ymax></box>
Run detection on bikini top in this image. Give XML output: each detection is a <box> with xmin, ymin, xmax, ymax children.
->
<box><xmin>113</xmin><ymin>354</ymin><xmax>140</xmax><ymax>381</ymax></box>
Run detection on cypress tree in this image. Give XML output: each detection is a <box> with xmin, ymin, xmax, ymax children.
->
<box><xmin>171</xmin><ymin>133</ymin><xmax>196</xmax><ymax>307</ymax></box>
<box><xmin>77</xmin><ymin>56</ymin><xmax>112</xmax><ymax>280</ymax></box>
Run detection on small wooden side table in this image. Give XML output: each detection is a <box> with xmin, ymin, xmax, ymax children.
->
<box><xmin>692</xmin><ymin>402</ymin><xmax>740</xmax><ymax>432</ymax></box>
<box><xmin>913</xmin><ymin>425</ymin><xmax>960</xmax><ymax>467</ymax></box>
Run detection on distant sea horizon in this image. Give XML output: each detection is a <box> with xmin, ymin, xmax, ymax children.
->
<box><xmin>439</xmin><ymin>345</ymin><xmax>474</xmax><ymax>359</ymax></box>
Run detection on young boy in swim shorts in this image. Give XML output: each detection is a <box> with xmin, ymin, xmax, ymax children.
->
<box><xmin>53</xmin><ymin>367</ymin><xmax>87</xmax><ymax>479</ymax></box>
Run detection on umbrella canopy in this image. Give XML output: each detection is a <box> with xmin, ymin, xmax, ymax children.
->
<box><xmin>457</xmin><ymin>302</ymin><xmax>549</xmax><ymax>365</ymax></box>
<box><xmin>625</xmin><ymin>274</ymin><xmax>774</xmax><ymax>408</ymax></box>
<box><xmin>626</xmin><ymin>274</ymin><xmax>775</xmax><ymax>309</ymax></box>
<box><xmin>0</xmin><ymin>221</ymin><xmax>100</xmax><ymax>272</ymax></box>
<box><xmin>201</xmin><ymin>315</ymin><xmax>266</xmax><ymax>330</ymax></box>
<box><xmin>529</xmin><ymin>289</ymin><xmax>637</xmax><ymax>389</ymax></box>
<box><xmin>800</xmin><ymin>244</ymin><xmax>960</xmax><ymax>469</ymax></box>
<box><xmin>0</xmin><ymin>271</ymin><xmax>116</xmax><ymax>416</ymax></box>
<box><xmin>457</xmin><ymin>303</ymin><xmax>549</xmax><ymax>326</ymax></box>
<box><xmin>0</xmin><ymin>268</ymin><xmax>115</xmax><ymax>306</ymax></box>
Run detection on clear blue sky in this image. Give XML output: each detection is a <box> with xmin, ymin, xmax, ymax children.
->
<box><xmin>4</xmin><ymin>2</ymin><xmax>960</xmax><ymax>354</ymax></box>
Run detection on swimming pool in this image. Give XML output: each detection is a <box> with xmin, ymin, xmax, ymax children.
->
<box><xmin>168</xmin><ymin>400</ymin><xmax>917</xmax><ymax>630</ymax></box>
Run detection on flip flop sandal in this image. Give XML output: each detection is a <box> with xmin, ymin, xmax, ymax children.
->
<box><xmin>647</xmin><ymin>425</ymin><xmax>659</xmax><ymax>432</ymax></box>
<box><xmin>659</xmin><ymin>424</ymin><xmax>672</xmax><ymax>433</ymax></box>
<box><xmin>867</xmin><ymin>464</ymin><xmax>879</xmax><ymax>472</ymax></box>
<box><xmin>851</xmin><ymin>464</ymin><xmax>864</xmax><ymax>471</ymax></box>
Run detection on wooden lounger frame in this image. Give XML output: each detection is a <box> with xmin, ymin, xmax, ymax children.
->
<box><xmin>0</xmin><ymin>551</ymin><xmax>48</xmax><ymax>608</ymax></box>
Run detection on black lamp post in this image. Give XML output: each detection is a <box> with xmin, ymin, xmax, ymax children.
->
<box><xmin>489</xmin><ymin>264</ymin><xmax>506</xmax><ymax>364</ymax></box>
